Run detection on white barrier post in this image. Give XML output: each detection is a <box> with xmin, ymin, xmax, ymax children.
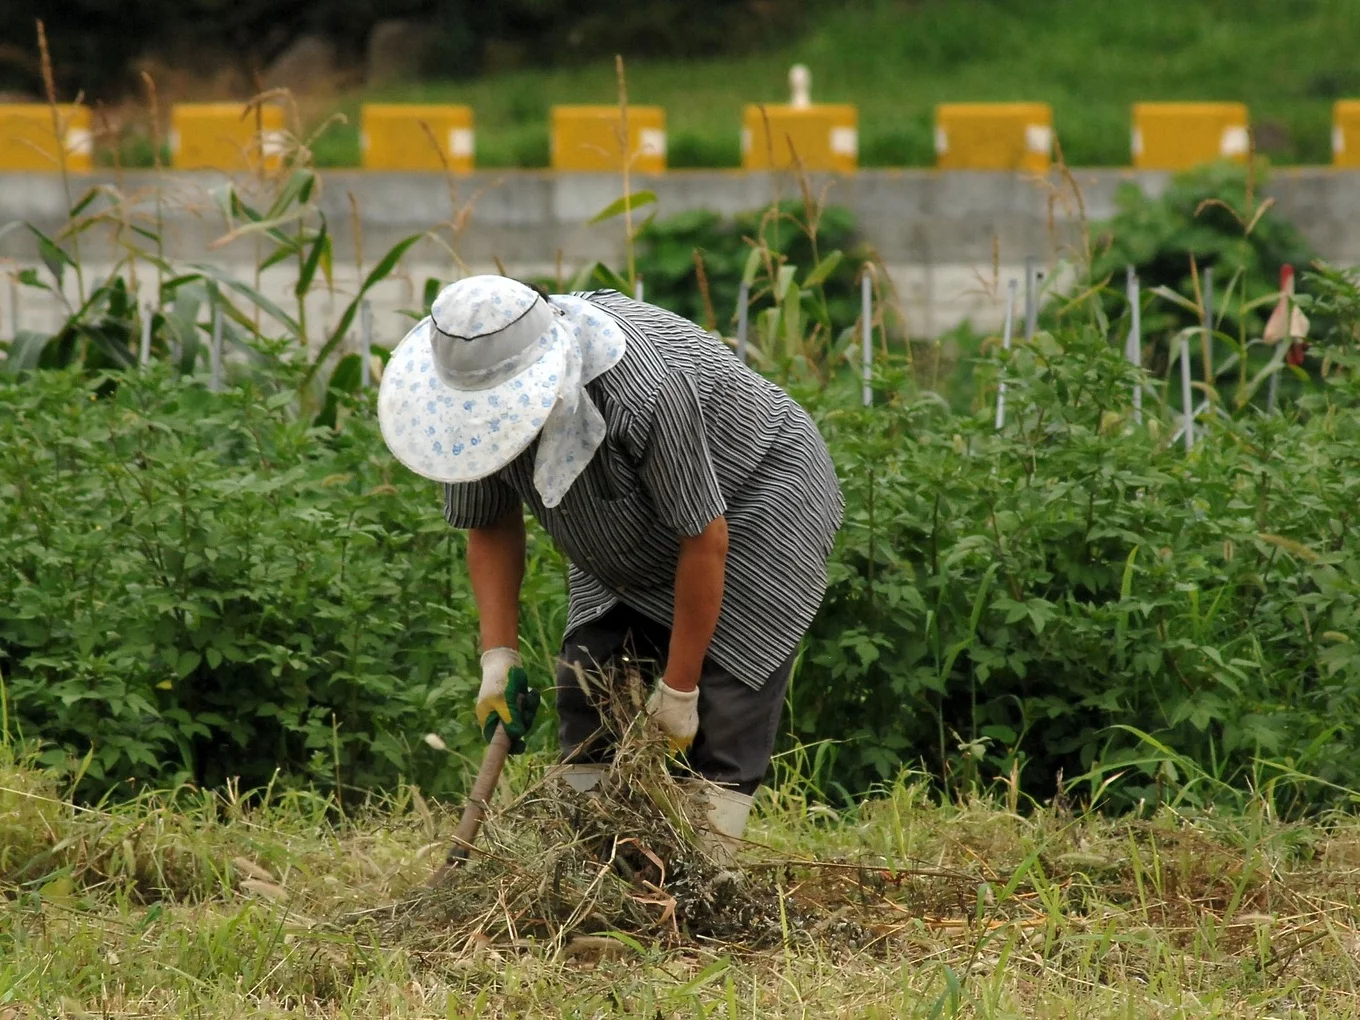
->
<box><xmin>210</xmin><ymin>307</ymin><xmax>223</xmax><ymax>393</ymax></box>
<box><xmin>1185</xmin><ymin>266</ymin><xmax>1219</xmax><ymax>424</ymax></box>
<box><xmin>634</xmin><ymin>278</ymin><xmax>644</xmax><ymax>303</ymax></box>
<box><xmin>139</xmin><ymin>302</ymin><xmax>153</xmax><ymax>367</ymax></box>
<box><xmin>7</xmin><ymin>275</ymin><xmax>17</xmax><ymax>340</ymax></box>
<box><xmin>860</xmin><ymin>272</ymin><xmax>873</xmax><ymax>408</ymax></box>
<box><xmin>735</xmin><ymin>280</ymin><xmax>750</xmax><ymax>364</ymax></box>
<box><xmin>1023</xmin><ymin>256</ymin><xmax>1037</xmax><ymax>342</ymax></box>
<box><xmin>995</xmin><ymin>278</ymin><xmax>1018</xmax><ymax>430</ymax></box>
<box><xmin>1126</xmin><ymin>266</ymin><xmax>1142</xmax><ymax>424</ymax></box>
<box><xmin>1179</xmin><ymin>325</ymin><xmax>1194</xmax><ymax>450</ymax></box>
<box><xmin>1202</xmin><ymin>265</ymin><xmax>1214</xmax><ymax>387</ymax></box>
<box><xmin>360</xmin><ymin>299</ymin><xmax>373</xmax><ymax>389</ymax></box>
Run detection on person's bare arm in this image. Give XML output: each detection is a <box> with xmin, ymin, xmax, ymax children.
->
<box><xmin>664</xmin><ymin>516</ymin><xmax>729</xmax><ymax>692</ymax></box>
<box><xmin>466</xmin><ymin>508</ymin><xmax>526</xmax><ymax>651</ymax></box>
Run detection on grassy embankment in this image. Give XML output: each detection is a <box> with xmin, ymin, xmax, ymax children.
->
<box><xmin>307</xmin><ymin>0</ymin><xmax>1359</xmax><ymax>169</ymax></box>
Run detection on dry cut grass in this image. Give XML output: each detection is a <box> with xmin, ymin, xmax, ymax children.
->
<box><xmin>4</xmin><ymin>744</ymin><xmax>1360</xmax><ymax>1018</ymax></box>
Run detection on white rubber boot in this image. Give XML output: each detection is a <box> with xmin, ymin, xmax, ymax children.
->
<box><xmin>696</xmin><ymin>786</ymin><xmax>754</xmax><ymax>866</ymax></box>
<box><xmin>555</xmin><ymin>763</ymin><xmax>607</xmax><ymax>794</ymax></box>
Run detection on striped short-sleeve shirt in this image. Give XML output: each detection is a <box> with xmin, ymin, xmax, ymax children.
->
<box><xmin>444</xmin><ymin>290</ymin><xmax>844</xmax><ymax>689</ymax></box>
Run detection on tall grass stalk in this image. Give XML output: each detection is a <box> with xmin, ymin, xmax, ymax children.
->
<box><xmin>0</xmin><ymin>661</ymin><xmax>9</xmax><ymax>747</ymax></box>
<box><xmin>141</xmin><ymin>71</ymin><xmax>165</xmax><ymax>305</ymax></box>
<box><xmin>615</xmin><ymin>55</ymin><xmax>637</xmax><ymax>294</ymax></box>
<box><xmin>36</xmin><ymin>19</ymin><xmax>85</xmax><ymax>306</ymax></box>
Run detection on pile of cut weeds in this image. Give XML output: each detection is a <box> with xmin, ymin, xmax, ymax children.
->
<box><xmin>353</xmin><ymin>747</ymin><xmax>871</xmax><ymax>955</ymax></box>
<box><xmin>341</xmin><ymin>671</ymin><xmax>873</xmax><ymax>955</ymax></box>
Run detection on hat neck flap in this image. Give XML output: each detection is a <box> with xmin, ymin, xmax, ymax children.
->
<box><xmin>530</xmin><ymin>295</ymin><xmax>628</xmax><ymax>507</ymax></box>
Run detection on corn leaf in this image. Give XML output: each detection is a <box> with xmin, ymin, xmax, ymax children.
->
<box><xmin>295</xmin><ymin>220</ymin><xmax>331</xmax><ymax>298</ymax></box>
<box><xmin>592</xmin><ymin>264</ymin><xmax>634</xmax><ymax>295</ymax></box>
<box><xmin>741</xmin><ymin>246</ymin><xmax>763</xmax><ymax>288</ymax></box>
<box><xmin>183</xmin><ymin>264</ymin><xmax>302</xmax><ymax>339</ymax></box>
<box><xmin>27</xmin><ymin>225</ymin><xmax>73</xmax><ymax>288</ymax></box>
<box><xmin>803</xmin><ymin>250</ymin><xmax>843</xmax><ymax>290</ymax></box>
<box><xmin>302</xmin><ymin>233</ymin><xmax>424</xmax><ymax>390</ymax></box>
<box><xmin>1</xmin><ymin>331</ymin><xmax>51</xmax><ymax>374</ymax></box>
<box><xmin>589</xmin><ymin>191</ymin><xmax>658</xmax><ymax>225</ymax></box>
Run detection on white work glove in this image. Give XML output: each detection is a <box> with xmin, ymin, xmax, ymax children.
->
<box><xmin>475</xmin><ymin>647</ymin><xmax>520</xmax><ymax>732</ymax></box>
<box><xmin>645</xmin><ymin>680</ymin><xmax>699</xmax><ymax>753</ymax></box>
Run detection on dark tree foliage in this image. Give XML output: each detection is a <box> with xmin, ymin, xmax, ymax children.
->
<box><xmin>0</xmin><ymin>0</ymin><xmax>806</xmax><ymax>98</ymax></box>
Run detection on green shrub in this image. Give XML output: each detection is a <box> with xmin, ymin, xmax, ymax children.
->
<box><xmin>799</xmin><ymin>312</ymin><xmax>1360</xmax><ymax>809</ymax></box>
<box><xmin>667</xmin><ymin>133</ymin><xmax>742</xmax><ymax>170</ymax></box>
<box><xmin>5</xmin><ymin>167</ymin><xmax>1360</xmax><ymax>815</ymax></box>
<box><xmin>858</xmin><ymin>123</ymin><xmax>934</xmax><ymax>169</ymax></box>
<box><xmin>7</xmin><ymin>307</ymin><xmax>1360</xmax><ymax>811</ymax></box>
<box><xmin>0</xmin><ymin>367</ymin><xmax>566</xmax><ymax>798</ymax></box>
<box><xmin>4</xmin><ymin>0</ymin><xmax>809</xmax><ymax>99</ymax></box>
<box><xmin>1067</xmin><ymin>162</ymin><xmax>1323</xmax><ymax>419</ymax></box>
<box><xmin>1086</xmin><ymin>162</ymin><xmax>1316</xmax><ymax>340</ymax></box>
<box><xmin>633</xmin><ymin>201</ymin><xmax>873</xmax><ymax>337</ymax></box>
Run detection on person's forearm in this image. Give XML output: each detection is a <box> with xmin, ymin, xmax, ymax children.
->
<box><xmin>466</xmin><ymin>509</ymin><xmax>526</xmax><ymax>652</ymax></box>
<box><xmin>665</xmin><ymin>517</ymin><xmax>729</xmax><ymax>692</ymax></box>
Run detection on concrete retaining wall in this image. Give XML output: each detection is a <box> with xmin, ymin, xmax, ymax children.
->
<box><xmin>3</xmin><ymin>167</ymin><xmax>1358</xmax><ymax>341</ymax></box>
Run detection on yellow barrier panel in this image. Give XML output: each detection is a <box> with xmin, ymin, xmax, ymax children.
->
<box><xmin>741</xmin><ymin>104</ymin><xmax>858</xmax><ymax>172</ymax></box>
<box><xmin>550</xmin><ymin>106</ymin><xmax>666</xmax><ymax>173</ymax></box>
<box><xmin>1132</xmin><ymin>102</ymin><xmax>1249</xmax><ymax>170</ymax></box>
<box><xmin>1333</xmin><ymin>101</ymin><xmax>1360</xmax><ymax>167</ymax></box>
<box><xmin>0</xmin><ymin>104</ymin><xmax>93</xmax><ymax>171</ymax></box>
<box><xmin>170</xmin><ymin>103</ymin><xmax>287</xmax><ymax>171</ymax></box>
<box><xmin>934</xmin><ymin>103</ymin><xmax>1052</xmax><ymax>173</ymax></box>
<box><xmin>361</xmin><ymin>105</ymin><xmax>474</xmax><ymax>172</ymax></box>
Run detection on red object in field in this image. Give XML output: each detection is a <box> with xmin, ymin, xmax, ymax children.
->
<box><xmin>1264</xmin><ymin>264</ymin><xmax>1309</xmax><ymax>366</ymax></box>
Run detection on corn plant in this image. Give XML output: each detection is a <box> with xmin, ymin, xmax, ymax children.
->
<box><xmin>1</xmin><ymin>89</ymin><xmax>423</xmax><ymax>422</ymax></box>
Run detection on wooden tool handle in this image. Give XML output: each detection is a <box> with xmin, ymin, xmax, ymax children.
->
<box><xmin>426</xmin><ymin>723</ymin><xmax>512</xmax><ymax>887</ymax></box>
<box><xmin>454</xmin><ymin>723</ymin><xmax>512</xmax><ymax>846</ymax></box>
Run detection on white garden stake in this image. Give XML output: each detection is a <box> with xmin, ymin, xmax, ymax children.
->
<box><xmin>1179</xmin><ymin>323</ymin><xmax>1194</xmax><ymax>450</ymax></box>
<box><xmin>860</xmin><ymin>271</ymin><xmax>873</xmax><ymax>408</ymax></box>
<box><xmin>1126</xmin><ymin>266</ymin><xmax>1142</xmax><ymax>424</ymax></box>
<box><xmin>995</xmin><ymin>279</ymin><xmax>1018</xmax><ymax>430</ymax></box>
<box><xmin>1202</xmin><ymin>265</ymin><xmax>1214</xmax><ymax>387</ymax></box>
<box><xmin>1024</xmin><ymin>256</ymin><xmax>1037</xmax><ymax>342</ymax></box>
<box><xmin>634</xmin><ymin>278</ymin><xmax>644</xmax><ymax>303</ymax></box>
<box><xmin>139</xmin><ymin>302</ymin><xmax>153</xmax><ymax>367</ymax></box>
<box><xmin>360</xmin><ymin>298</ymin><xmax>373</xmax><ymax>389</ymax></box>
<box><xmin>735</xmin><ymin>280</ymin><xmax>750</xmax><ymax>364</ymax></box>
<box><xmin>210</xmin><ymin>307</ymin><xmax>223</xmax><ymax>393</ymax></box>
<box><xmin>1188</xmin><ymin>267</ymin><xmax>1223</xmax><ymax>425</ymax></box>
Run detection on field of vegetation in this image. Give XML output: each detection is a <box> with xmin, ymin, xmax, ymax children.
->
<box><xmin>3</xmin><ymin>121</ymin><xmax>1360</xmax><ymax>1013</ymax></box>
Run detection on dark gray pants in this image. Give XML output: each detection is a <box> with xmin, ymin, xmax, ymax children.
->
<box><xmin>555</xmin><ymin>605</ymin><xmax>794</xmax><ymax>795</ymax></box>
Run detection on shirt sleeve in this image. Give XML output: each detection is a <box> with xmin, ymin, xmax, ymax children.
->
<box><xmin>639</xmin><ymin>370</ymin><xmax>728</xmax><ymax>538</ymax></box>
<box><xmin>443</xmin><ymin>476</ymin><xmax>521</xmax><ymax>529</ymax></box>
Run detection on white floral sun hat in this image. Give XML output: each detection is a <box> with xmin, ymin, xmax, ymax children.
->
<box><xmin>377</xmin><ymin>276</ymin><xmax>626</xmax><ymax>507</ymax></box>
